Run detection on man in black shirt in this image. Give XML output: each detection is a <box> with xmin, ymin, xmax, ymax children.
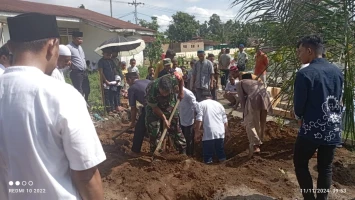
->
<box><xmin>126</xmin><ymin>72</ymin><xmax>151</xmax><ymax>157</ymax></box>
<box><xmin>98</xmin><ymin>48</ymin><xmax>117</xmax><ymax>114</ymax></box>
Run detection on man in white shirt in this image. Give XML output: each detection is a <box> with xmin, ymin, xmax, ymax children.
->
<box><xmin>0</xmin><ymin>44</ymin><xmax>12</xmax><ymax>75</ymax></box>
<box><xmin>178</xmin><ymin>87</ymin><xmax>198</xmax><ymax>156</ymax></box>
<box><xmin>235</xmin><ymin>44</ymin><xmax>248</xmax><ymax>71</ymax></box>
<box><xmin>223</xmin><ymin>75</ymin><xmax>240</xmax><ymax>107</ymax></box>
<box><xmin>195</xmin><ymin>94</ymin><xmax>229</xmax><ymax>164</ymax></box>
<box><xmin>51</xmin><ymin>44</ymin><xmax>72</xmax><ymax>82</ymax></box>
<box><xmin>0</xmin><ymin>13</ymin><xmax>106</xmax><ymax>200</ymax></box>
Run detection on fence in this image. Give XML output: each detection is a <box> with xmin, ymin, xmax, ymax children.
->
<box><xmin>175</xmin><ymin>48</ymin><xmax>254</xmax><ymax>59</ymax></box>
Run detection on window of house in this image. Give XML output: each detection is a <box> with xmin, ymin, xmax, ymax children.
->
<box><xmin>58</xmin><ymin>27</ymin><xmax>80</xmax><ymax>45</ymax></box>
<box><xmin>191</xmin><ymin>45</ymin><xmax>195</xmax><ymax>48</ymax></box>
<box><xmin>183</xmin><ymin>45</ymin><xmax>187</xmax><ymax>48</ymax></box>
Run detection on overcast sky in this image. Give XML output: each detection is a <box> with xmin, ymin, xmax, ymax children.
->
<box><xmin>25</xmin><ymin>0</ymin><xmax>242</xmax><ymax>31</ymax></box>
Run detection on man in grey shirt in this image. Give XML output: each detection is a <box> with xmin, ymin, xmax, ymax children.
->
<box><xmin>67</xmin><ymin>31</ymin><xmax>90</xmax><ymax>102</ymax></box>
<box><xmin>192</xmin><ymin>50</ymin><xmax>214</xmax><ymax>102</ymax></box>
<box><xmin>219</xmin><ymin>48</ymin><xmax>232</xmax><ymax>89</ymax></box>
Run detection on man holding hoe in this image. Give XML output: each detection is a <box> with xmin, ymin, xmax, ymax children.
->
<box><xmin>145</xmin><ymin>72</ymin><xmax>186</xmax><ymax>154</ymax></box>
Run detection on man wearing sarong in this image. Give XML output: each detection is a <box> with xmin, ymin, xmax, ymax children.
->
<box><xmin>145</xmin><ymin>72</ymin><xmax>186</xmax><ymax>154</ymax></box>
<box><xmin>236</xmin><ymin>78</ymin><xmax>272</xmax><ymax>158</ymax></box>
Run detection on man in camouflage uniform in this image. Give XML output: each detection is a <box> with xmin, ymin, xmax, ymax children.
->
<box><xmin>145</xmin><ymin>72</ymin><xmax>186</xmax><ymax>154</ymax></box>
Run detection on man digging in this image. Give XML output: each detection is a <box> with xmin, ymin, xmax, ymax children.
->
<box><xmin>235</xmin><ymin>74</ymin><xmax>272</xmax><ymax>158</ymax></box>
<box><xmin>125</xmin><ymin>72</ymin><xmax>151</xmax><ymax>157</ymax></box>
<box><xmin>194</xmin><ymin>94</ymin><xmax>229</xmax><ymax>164</ymax></box>
<box><xmin>145</xmin><ymin>72</ymin><xmax>187</xmax><ymax>155</ymax></box>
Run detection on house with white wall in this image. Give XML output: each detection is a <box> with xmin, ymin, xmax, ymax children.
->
<box><xmin>0</xmin><ymin>0</ymin><xmax>154</xmax><ymax>66</ymax></box>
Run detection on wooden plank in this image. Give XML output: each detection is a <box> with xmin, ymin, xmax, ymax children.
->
<box><xmin>267</xmin><ymin>87</ymin><xmax>282</xmax><ymax>109</ymax></box>
<box><xmin>272</xmin><ymin>107</ymin><xmax>295</xmax><ymax>119</ymax></box>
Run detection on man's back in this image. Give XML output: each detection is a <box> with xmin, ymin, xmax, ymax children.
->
<box><xmin>196</xmin><ymin>99</ymin><xmax>227</xmax><ymax>141</ymax></box>
<box><xmin>128</xmin><ymin>79</ymin><xmax>150</xmax><ymax>106</ymax></box>
<box><xmin>294</xmin><ymin>58</ymin><xmax>343</xmax><ymax>145</ymax></box>
<box><xmin>0</xmin><ymin>67</ymin><xmax>105</xmax><ymax>200</ymax></box>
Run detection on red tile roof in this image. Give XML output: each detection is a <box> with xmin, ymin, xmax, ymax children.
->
<box><xmin>0</xmin><ymin>0</ymin><xmax>154</xmax><ymax>33</ymax></box>
<box><xmin>141</xmin><ymin>36</ymin><xmax>156</xmax><ymax>43</ymax></box>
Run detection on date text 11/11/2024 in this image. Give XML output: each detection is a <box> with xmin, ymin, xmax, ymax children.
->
<box><xmin>9</xmin><ymin>188</ymin><xmax>46</xmax><ymax>194</ymax></box>
<box><xmin>300</xmin><ymin>189</ymin><xmax>347</xmax><ymax>194</ymax></box>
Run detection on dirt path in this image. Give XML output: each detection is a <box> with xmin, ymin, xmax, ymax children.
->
<box><xmin>97</xmin><ymin>117</ymin><xmax>355</xmax><ymax>200</ymax></box>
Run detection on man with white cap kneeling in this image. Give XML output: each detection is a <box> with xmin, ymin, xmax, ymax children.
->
<box><xmin>51</xmin><ymin>44</ymin><xmax>72</xmax><ymax>82</ymax></box>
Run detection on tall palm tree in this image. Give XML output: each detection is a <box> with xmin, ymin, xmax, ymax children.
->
<box><xmin>231</xmin><ymin>0</ymin><xmax>355</xmax><ymax>146</ymax></box>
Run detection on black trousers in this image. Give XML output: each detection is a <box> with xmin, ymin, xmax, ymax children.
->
<box><xmin>70</xmin><ymin>69</ymin><xmax>90</xmax><ymax>102</ymax></box>
<box><xmin>104</xmin><ymin>89</ymin><xmax>115</xmax><ymax>113</ymax></box>
<box><xmin>131</xmin><ymin>107</ymin><xmax>146</xmax><ymax>153</ymax></box>
<box><xmin>293</xmin><ymin>136</ymin><xmax>336</xmax><ymax>200</ymax></box>
<box><xmin>113</xmin><ymin>86</ymin><xmax>122</xmax><ymax>108</ymax></box>
<box><xmin>180</xmin><ymin>124</ymin><xmax>194</xmax><ymax>156</ymax></box>
<box><xmin>220</xmin><ymin>69</ymin><xmax>229</xmax><ymax>87</ymax></box>
<box><xmin>211</xmin><ymin>87</ymin><xmax>217</xmax><ymax>101</ymax></box>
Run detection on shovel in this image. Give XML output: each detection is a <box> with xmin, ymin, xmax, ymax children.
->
<box><xmin>112</xmin><ymin>126</ymin><xmax>133</xmax><ymax>141</ymax></box>
<box><xmin>128</xmin><ymin>100</ymin><xmax>181</xmax><ymax>163</ymax></box>
<box><xmin>153</xmin><ymin>100</ymin><xmax>180</xmax><ymax>154</ymax></box>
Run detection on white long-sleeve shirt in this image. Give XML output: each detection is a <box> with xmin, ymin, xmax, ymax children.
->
<box><xmin>0</xmin><ymin>64</ymin><xmax>5</xmax><ymax>75</ymax></box>
<box><xmin>196</xmin><ymin>99</ymin><xmax>228</xmax><ymax>141</ymax></box>
<box><xmin>178</xmin><ymin>87</ymin><xmax>197</xmax><ymax>126</ymax></box>
<box><xmin>51</xmin><ymin>67</ymin><xmax>65</xmax><ymax>82</ymax></box>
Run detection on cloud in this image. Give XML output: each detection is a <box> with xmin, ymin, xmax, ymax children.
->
<box><xmin>184</xmin><ymin>0</ymin><xmax>200</xmax><ymax>2</ymax></box>
<box><xmin>154</xmin><ymin>15</ymin><xmax>173</xmax><ymax>31</ymax></box>
<box><xmin>186</xmin><ymin>6</ymin><xmax>236</xmax><ymax>22</ymax></box>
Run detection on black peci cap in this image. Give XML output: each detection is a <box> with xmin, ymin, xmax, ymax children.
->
<box><xmin>72</xmin><ymin>31</ymin><xmax>83</xmax><ymax>37</ymax></box>
<box><xmin>7</xmin><ymin>13</ymin><xmax>60</xmax><ymax>42</ymax></box>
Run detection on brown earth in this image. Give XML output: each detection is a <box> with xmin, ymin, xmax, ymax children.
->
<box><xmin>97</xmin><ymin>117</ymin><xmax>355</xmax><ymax>200</ymax></box>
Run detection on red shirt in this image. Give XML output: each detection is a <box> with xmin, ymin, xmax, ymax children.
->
<box><xmin>254</xmin><ymin>52</ymin><xmax>269</xmax><ymax>75</ymax></box>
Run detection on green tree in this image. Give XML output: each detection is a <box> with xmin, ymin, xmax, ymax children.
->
<box><xmin>198</xmin><ymin>21</ymin><xmax>209</xmax><ymax>38</ymax></box>
<box><xmin>139</xmin><ymin>16</ymin><xmax>159</xmax><ymax>32</ymax></box>
<box><xmin>145</xmin><ymin>35</ymin><xmax>163</xmax><ymax>67</ymax></box>
<box><xmin>166</xmin><ymin>12</ymin><xmax>199</xmax><ymax>42</ymax></box>
<box><xmin>79</xmin><ymin>4</ymin><xmax>85</xmax><ymax>9</ymax></box>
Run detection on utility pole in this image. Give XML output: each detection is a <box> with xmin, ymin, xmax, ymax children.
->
<box><xmin>110</xmin><ymin>0</ymin><xmax>112</xmax><ymax>17</ymax></box>
<box><xmin>128</xmin><ymin>0</ymin><xmax>144</xmax><ymax>24</ymax></box>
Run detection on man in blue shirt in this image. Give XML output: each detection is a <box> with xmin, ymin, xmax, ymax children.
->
<box><xmin>293</xmin><ymin>35</ymin><xmax>343</xmax><ymax>200</ymax></box>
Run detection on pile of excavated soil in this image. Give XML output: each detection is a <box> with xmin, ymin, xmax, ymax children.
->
<box><xmin>97</xmin><ymin>116</ymin><xmax>355</xmax><ymax>200</ymax></box>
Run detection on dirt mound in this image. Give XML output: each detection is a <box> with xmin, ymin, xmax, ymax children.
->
<box><xmin>97</xmin><ymin>116</ymin><xmax>355</xmax><ymax>200</ymax></box>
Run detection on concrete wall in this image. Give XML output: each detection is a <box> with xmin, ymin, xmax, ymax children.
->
<box><xmin>0</xmin><ymin>20</ymin><xmax>144</xmax><ymax>66</ymax></box>
<box><xmin>176</xmin><ymin>48</ymin><xmax>241</xmax><ymax>59</ymax></box>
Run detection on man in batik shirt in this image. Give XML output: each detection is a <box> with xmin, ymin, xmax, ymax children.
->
<box><xmin>145</xmin><ymin>72</ymin><xmax>186</xmax><ymax>154</ymax></box>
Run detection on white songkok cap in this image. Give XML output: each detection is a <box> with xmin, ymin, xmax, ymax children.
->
<box><xmin>59</xmin><ymin>44</ymin><xmax>71</xmax><ymax>56</ymax></box>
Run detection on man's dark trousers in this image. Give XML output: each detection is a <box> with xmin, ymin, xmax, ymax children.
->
<box><xmin>131</xmin><ymin>107</ymin><xmax>146</xmax><ymax>153</ymax></box>
<box><xmin>293</xmin><ymin>136</ymin><xmax>336</xmax><ymax>200</ymax></box>
<box><xmin>180</xmin><ymin>124</ymin><xmax>194</xmax><ymax>156</ymax></box>
<box><xmin>220</xmin><ymin>69</ymin><xmax>229</xmax><ymax>88</ymax></box>
<box><xmin>70</xmin><ymin>69</ymin><xmax>90</xmax><ymax>102</ymax></box>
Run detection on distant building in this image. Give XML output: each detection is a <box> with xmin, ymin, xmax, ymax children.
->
<box><xmin>0</xmin><ymin>0</ymin><xmax>155</xmax><ymax>66</ymax></box>
<box><xmin>166</xmin><ymin>38</ymin><xmax>220</xmax><ymax>53</ymax></box>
